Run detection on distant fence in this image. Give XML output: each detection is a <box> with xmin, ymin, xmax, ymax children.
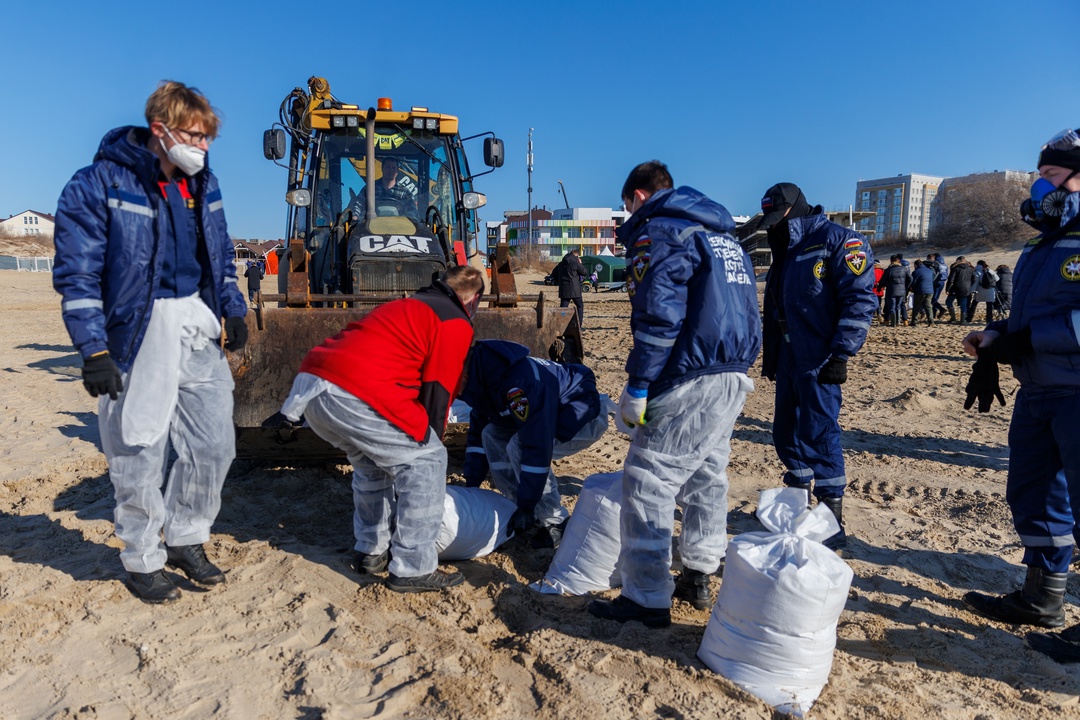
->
<box><xmin>0</xmin><ymin>255</ymin><xmax>53</xmax><ymax>272</ymax></box>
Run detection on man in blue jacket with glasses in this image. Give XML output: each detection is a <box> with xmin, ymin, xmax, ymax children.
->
<box><xmin>53</xmin><ymin>81</ymin><xmax>247</xmax><ymax>604</ymax></box>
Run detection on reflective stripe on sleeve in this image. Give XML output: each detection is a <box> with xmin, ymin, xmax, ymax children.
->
<box><xmin>466</xmin><ymin>447</ymin><xmax>486</xmax><ymax>455</ymax></box>
<box><xmin>838</xmin><ymin>318</ymin><xmax>871</xmax><ymax>330</ymax></box>
<box><xmin>634</xmin><ymin>330</ymin><xmax>677</xmax><ymax>348</ymax></box>
<box><xmin>208</xmin><ymin>200</ymin><xmax>224</xmax><ymax>212</ymax></box>
<box><xmin>62</xmin><ymin>298</ymin><xmax>104</xmax><ymax>312</ymax></box>
<box><xmin>521</xmin><ymin>464</ymin><xmax>550</xmax><ymax>475</ymax></box>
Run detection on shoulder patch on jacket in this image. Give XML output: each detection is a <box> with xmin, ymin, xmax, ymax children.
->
<box><xmin>506</xmin><ymin>388</ymin><xmax>529</xmax><ymax>421</ymax></box>
<box><xmin>813</xmin><ymin>259</ymin><xmax>826</xmax><ymax>279</ymax></box>
<box><xmin>1062</xmin><ymin>254</ymin><xmax>1080</xmax><ymax>281</ymax></box>
<box><xmin>631</xmin><ymin>238</ymin><xmax>651</xmax><ymax>282</ymax></box>
<box><xmin>844</xmin><ymin>241</ymin><xmax>868</xmax><ymax>275</ymax></box>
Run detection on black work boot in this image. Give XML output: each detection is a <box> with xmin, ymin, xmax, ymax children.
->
<box><xmin>819</xmin><ymin>496</ymin><xmax>847</xmax><ymax>552</ymax></box>
<box><xmin>963</xmin><ymin>566</ymin><xmax>1067</xmax><ymax>628</ymax></box>
<box><xmin>948</xmin><ymin>308</ymin><xmax>957</xmax><ymax>322</ymax></box>
<box><xmin>386</xmin><ymin>569</ymin><xmax>465</xmax><ymax>593</ymax></box>
<box><xmin>165</xmin><ymin>544</ymin><xmax>226</xmax><ymax>586</ymax></box>
<box><xmin>1027</xmin><ymin>624</ymin><xmax>1080</xmax><ymax>663</ymax></box>
<box><xmin>673</xmin><ymin>569</ymin><xmax>713</xmax><ymax>610</ymax></box>
<box><xmin>126</xmin><ymin>569</ymin><xmax>182</xmax><ymax>604</ymax></box>
<box><xmin>355</xmin><ymin>548</ymin><xmax>390</xmax><ymax>575</ymax></box>
<box><xmin>588</xmin><ymin>594</ymin><xmax>671</xmax><ymax>628</ymax></box>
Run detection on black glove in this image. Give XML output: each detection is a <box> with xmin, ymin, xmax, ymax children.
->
<box><xmin>508</xmin><ymin>507</ymin><xmax>536</xmax><ymax>537</ymax></box>
<box><xmin>224</xmin><ymin>316</ymin><xmax>248</xmax><ymax>351</ymax></box>
<box><xmin>82</xmin><ymin>352</ymin><xmax>123</xmax><ymax>400</ymax></box>
<box><xmin>463</xmin><ymin>474</ymin><xmax>484</xmax><ymax>489</ymax></box>
<box><xmin>991</xmin><ymin>326</ymin><xmax>1033</xmax><ymax>366</ymax></box>
<box><xmin>965</xmin><ymin>346</ymin><xmax>1006</xmax><ymax>412</ymax></box>
<box><xmin>817</xmin><ymin>357</ymin><xmax>848</xmax><ymax>385</ymax></box>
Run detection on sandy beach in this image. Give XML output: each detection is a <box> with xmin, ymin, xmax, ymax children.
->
<box><xmin>3</xmin><ymin>257</ymin><xmax>1079</xmax><ymax>719</ymax></box>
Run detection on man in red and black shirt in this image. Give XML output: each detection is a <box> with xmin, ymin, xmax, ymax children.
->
<box><xmin>274</xmin><ymin>266</ymin><xmax>483</xmax><ymax>592</ymax></box>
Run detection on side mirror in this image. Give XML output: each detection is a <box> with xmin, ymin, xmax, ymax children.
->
<box><xmin>263</xmin><ymin>129</ymin><xmax>286</xmax><ymax>160</ymax></box>
<box><xmin>483</xmin><ymin>138</ymin><xmax>504</xmax><ymax>168</ymax></box>
<box><xmin>286</xmin><ymin>189</ymin><xmax>311</xmax><ymax>207</ymax></box>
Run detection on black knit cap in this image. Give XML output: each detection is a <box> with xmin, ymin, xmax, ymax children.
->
<box><xmin>1038</xmin><ymin>129</ymin><xmax>1080</xmax><ymax>171</ymax></box>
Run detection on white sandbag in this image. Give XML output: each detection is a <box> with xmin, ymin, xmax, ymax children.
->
<box><xmin>436</xmin><ymin>485</ymin><xmax>517</xmax><ymax>561</ymax></box>
<box><xmin>447</xmin><ymin>399</ymin><xmax>472</xmax><ymax>424</ymax></box>
<box><xmin>698</xmin><ymin>487</ymin><xmax>854</xmax><ymax>718</ymax></box>
<box><xmin>531</xmin><ymin>471</ymin><xmax>623</xmax><ymax>595</ymax></box>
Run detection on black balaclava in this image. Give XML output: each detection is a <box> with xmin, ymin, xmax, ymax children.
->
<box><xmin>766</xmin><ymin>193</ymin><xmax>812</xmax><ymax>263</ymax></box>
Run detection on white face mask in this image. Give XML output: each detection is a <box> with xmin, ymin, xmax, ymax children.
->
<box><xmin>162</xmin><ymin>126</ymin><xmax>207</xmax><ymax>176</ymax></box>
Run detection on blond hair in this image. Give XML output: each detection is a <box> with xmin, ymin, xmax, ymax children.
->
<box><xmin>145</xmin><ymin>81</ymin><xmax>220</xmax><ymax>138</ymax></box>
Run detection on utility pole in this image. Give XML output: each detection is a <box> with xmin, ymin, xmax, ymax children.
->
<box><xmin>527</xmin><ymin>128</ymin><xmax>534</xmax><ymax>255</ymax></box>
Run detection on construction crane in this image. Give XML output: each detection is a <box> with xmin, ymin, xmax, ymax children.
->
<box><xmin>558</xmin><ymin>179</ymin><xmax>570</xmax><ymax>209</ymax></box>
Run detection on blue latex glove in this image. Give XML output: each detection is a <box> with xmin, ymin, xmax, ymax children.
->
<box><xmin>619</xmin><ymin>383</ymin><xmax>649</xmax><ymax>429</ymax></box>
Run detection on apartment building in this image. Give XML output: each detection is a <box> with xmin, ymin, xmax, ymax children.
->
<box><xmin>854</xmin><ymin>174</ymin><xmax>944</xmax><ymax>241</ymax></box>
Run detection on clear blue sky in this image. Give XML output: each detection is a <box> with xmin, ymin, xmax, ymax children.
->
<box><xmin>3</xmin><ymin>1</ymin><xmax>1078</xmax><ymax>242</ymax></box>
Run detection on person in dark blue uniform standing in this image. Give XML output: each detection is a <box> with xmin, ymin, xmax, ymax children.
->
<box><xmin>53</xmin><ymin>81</ymin><xmax>248</xmax><ymax>604</ymax></box>
<box><xmin>588</xmin><ymin>161</ymin><xmax>761</xmax><ymax>627</ymax></box>
<box><xmin>460</xmin><ymin>340</ymin><xmax>607</xmax><ymax>549</ymax></box>
<box><xmin>960</xmin><ymin>131</ymin><xmax>1080</xmax><ymax>662</ymax></box>
<box><xmin>760</xmin><ymin>183</ymin><xmax>877</xmax><ymax>551</ymax></box>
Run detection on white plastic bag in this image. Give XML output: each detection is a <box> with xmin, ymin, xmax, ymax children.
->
<box><xmin>531</xmin><ymin>471</ymin><xmax>623</xmax><ymax>595</ymax></box>
<box><xmin>697</xmin><ymin>488</ymin><xmax>853</xmax><ymax>718</ymax></box>
<box><xmin>436</xmin><ymin>485</ymin><xmax>517</xmax><ymax>561</ymax></box>
<box><xmin>447</xmin><ymin>399</ymin><xmax>472</xmax><ymax>424</ymax></box>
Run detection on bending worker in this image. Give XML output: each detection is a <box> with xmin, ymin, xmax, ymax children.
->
<box><xmin>760</xmin><ymin>182</ymin><xmax>877</xmax><ymax>551</ymax></box>
<box><xmin>52</xmin><ymin>81</ymin><xmax>247</xmax><ymax>604</ymax></box>
<box><xmin>459</xmin><ymin>339</ymin><xmax>607</xmax><ymax>549</ymax></box>
<box><xmin>272</xmin><ymin>266</ymin><xmax>484</xmax><ymax>593</ymax></box>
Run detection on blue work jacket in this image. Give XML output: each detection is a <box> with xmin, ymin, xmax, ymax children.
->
<box><xmin>460</xmin><ymin>340</ymin><xmax>600</xmax><ymax>513</ymax></box>
<box><xmin>616</xmin><ymin>186</ymin><xmax>761</xmax><ymax>397</ymax></box>
<box><xmin>53</xmin><ymin>126</ymin><xmax>246</xmax><ymax>371</ymax></box>
<box><xmin>762</xmin><ymin>212</ymin><xmax>877</xmax><ymax>376</ymax></box>
<box><xmin>987</xmin><ymin>205</ymin><xmax>1080</xmax><ymax>388</ymax></box>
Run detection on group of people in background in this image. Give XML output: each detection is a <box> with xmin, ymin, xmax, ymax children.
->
<box><xmin>872</xmin><ymin>251</ymin><xmax>1013</xmax><ymax>327</ymax></box>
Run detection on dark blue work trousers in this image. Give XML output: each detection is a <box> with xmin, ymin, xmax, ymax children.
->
<box><xmin>1007</xmin><ymin>385</ymin><xmax>1080</xmax><ymax>573</ymax></box>
<box><xmin>772</xmin><ymin>345</ymin><xmax>846</xmax><ymax>499</ymax></box>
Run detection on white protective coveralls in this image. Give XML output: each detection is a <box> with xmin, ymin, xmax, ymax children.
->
<box><xmin>619</xmin><ymin>372</ymin><xmax>754</xmax><ymax>609</ymax></box>
<box><xmin>98</xmin><ymin>296</ymin><xmax>234</xmax><ymax>574</ymax></box>
<box><xmin>479</xmin><ymin>412</ymin><xmax>609</xmax><ymax>527</ymax></box>
<box><xmin>283</xmin><ymin>373</ymin><xmax>447</xmax><ymax>578</ymax></box>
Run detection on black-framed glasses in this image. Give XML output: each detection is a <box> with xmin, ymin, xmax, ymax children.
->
<box><xmin>168</xmin><ymin>126</ymin><xmax>212</xmax><ymax>145</ymax></box>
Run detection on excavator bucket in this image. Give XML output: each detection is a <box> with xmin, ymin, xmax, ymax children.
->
<box><xmin>228</xmin><ymin>295</ymin><xmax>581</xmax><ymax>461</ymax></box>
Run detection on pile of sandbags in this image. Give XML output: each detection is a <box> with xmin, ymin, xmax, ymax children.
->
<box><xmin>698</xmin><ymin>487</ymin><xmax>853</xmax><ymax>718</ymax></box>
<box><xmin>531</xmin><ymin>471</ymin><xmax>623</xmax><ymax>595</ymax></box>
<box><xmin>436</xmin><ymin>485</ymin><xmax>517</xmax><ymax>561</ymax></box>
